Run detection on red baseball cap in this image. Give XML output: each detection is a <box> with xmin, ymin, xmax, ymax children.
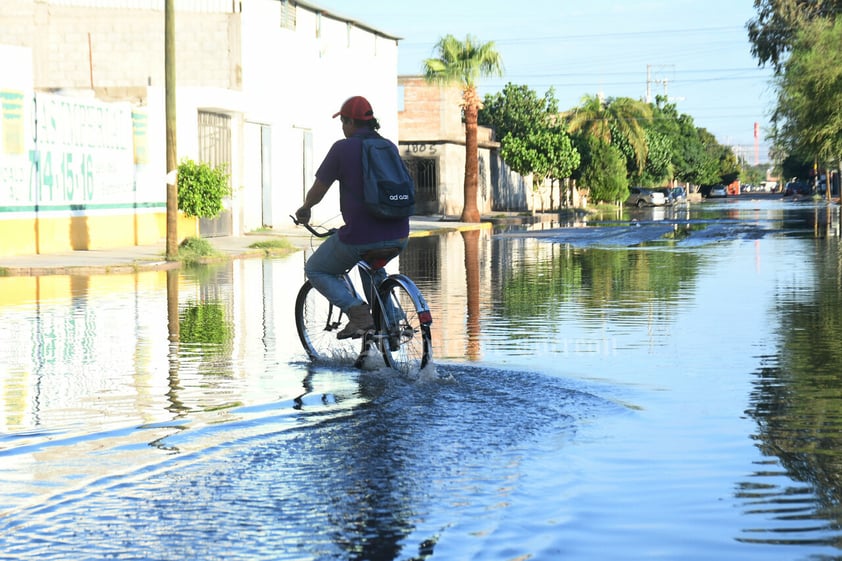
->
<box><xmin>332</xmin><ymin>96</ymin><xmax>374</xmax><ymax>120</ymax></box>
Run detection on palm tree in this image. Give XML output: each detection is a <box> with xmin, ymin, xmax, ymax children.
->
<box><xmin>423</xmin><ymin>34</ymin><xmax>503</xmax><ymax>222</ymax></box>
<box><xmin>566</xmin><ymin>94</ymin><xmax>652</xmax><ymax>173</ymax></box>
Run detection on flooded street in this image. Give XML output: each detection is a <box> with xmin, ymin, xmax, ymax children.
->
<box><xmin>2</xmin><ymin>196</ymin><xmax>842</xmax><ymax>560</ymax></box>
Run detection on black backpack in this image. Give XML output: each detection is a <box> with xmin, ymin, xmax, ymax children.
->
<box><xmin>360</xmin><ymin>135</ymin><xmax>416</xmax><ymax>220</ymax></box>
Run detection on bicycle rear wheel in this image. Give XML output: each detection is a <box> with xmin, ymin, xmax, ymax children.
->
<box><xmin>295</xmin><ymin>281</ymin><xmax>360</xmax><ymax>363</ymax></box>
<box><xmin>374</xmin><ymin>277</ymin><xmax>432</xmax><ymax>376</ymax></box>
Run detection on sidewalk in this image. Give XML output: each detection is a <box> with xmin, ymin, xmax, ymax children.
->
<box><xmin>0</xmin><ymin>217</ymin><xmax>488</xmax><ymax>276</ymax></box>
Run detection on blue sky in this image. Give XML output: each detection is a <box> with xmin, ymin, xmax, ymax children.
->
<box><xmin>314</xmin><ymin>0</ymin><xmax>776</xmax><ymax>163</ymax></box>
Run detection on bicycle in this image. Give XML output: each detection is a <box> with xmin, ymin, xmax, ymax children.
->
<box><xmin>290</xmin><ymin>216</ymin><xmax>433</xmax><ymax>376</ymax></box>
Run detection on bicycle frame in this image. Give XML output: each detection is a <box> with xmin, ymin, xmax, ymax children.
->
<box><xmin>343</xmin><ymin>255</ymin><xmax>432</xmax><ymax>340</ymax></box>
<box><xmin>359</xmin><ymin>262</ymin><xmax>432</xmax><ymax>327</ymax></box>
<box><xmin>291</xmin><ymin>215</ymin><xmax>433</xmax><ymax>374</ymax></box>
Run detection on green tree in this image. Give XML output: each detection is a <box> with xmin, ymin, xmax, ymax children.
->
<box><xmin>692</xmin><ymin>126</ymin><xmax>740</xmax><ymax>186</ymax></box>
<box><xmin>614</xmin><ymin>122</ymin><xmax>672</xmax><ymax>187</ymax></box>
<box><xmin>635</xmin><ymin>129</ymin><xmax>673</xmax><ymax>186</ymax></box>
<box><xmin>501</xmin><ymin>126</ymin><xmax>580</xmax><ymax>210</ymax></box>
<box><xmin>772</xmin><ymin>17</ymin><xmax>842</xmax><ymax>167</ymax></box>
<box><xmin>650</xmin><ymin>101</ymin><xmax>722</xmax><ymax>188</ymax></box>
<box><xmin>780</xmin><ymin>154</ymin><xmax>813</xmax><ymax>182</ymax></box>
<box><xmin>479</xmin><ymin>83</ymin><xmax>559</xmax><ymax>141</ymax></box>
<box><xmin>740</xmin><ymin>162</ymin><xmax>767</xmax><ymax>185</ymax></box>
<box><xmin>500</xmin><ymin>132</ymin><xmax>541</xmax><ymax>179</ymax></box>
<box><xmin>691</xmin><ymin>128</ymin><xmax>728</xmax><ymax>186</ymax></box>
<box><xmin>482</xmin><ymin>84</ymin><xmax>579</xmax><ymax>209</ymax></box>
<box><xmin>540</xmin><ymin>128</ymin><xmax>581</xmax><ymax>209</ymax></box>
<box><xmin>650</xmin><ymin>99</ymin><xmax>689</xmax><ymax>181</ymax></box>
<box><xmin>576</xmin><ymin>135</ymin><xmax>628</xmax><ymax>203</ymax></box>
<box><xmin>565</xmin><ymin>94</ymin><xmax>652</xmax><ymax>174</ymax></box>
<box><xmin>424</xmin><ymin>34</ymin><xmax>504</xmax><ymax>222</ymax></box>
<box><xmin>747</xmin><ymin>0</ymin><xmax>842</xmax><ymax>73</ymax></box>
<box><xmin>714</xmin><ymin>136</ymin><xmax>741</xmax><ymax>184</ymax></box>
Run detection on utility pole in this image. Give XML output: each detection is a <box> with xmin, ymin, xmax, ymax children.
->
<box><xmin>165</xmin><ymin>0</ymin><xmax>178</xmax><ymax>260</ymax></box>
<box><xmin>645</xmin><ymin>64</ymin><xmax>675</xmax><ymax>103</ymax></box>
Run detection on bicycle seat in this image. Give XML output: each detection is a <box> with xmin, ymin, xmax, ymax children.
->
<box><xmin>361</xmin><ymin>247</ymin><xmax>402</xmax><ymax>269</ymax></box>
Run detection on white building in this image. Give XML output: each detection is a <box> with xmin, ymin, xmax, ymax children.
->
<box><xmin>0</xmin><ymin>0</ymin><xmax>401</xmax><ymax>254</ymax></box>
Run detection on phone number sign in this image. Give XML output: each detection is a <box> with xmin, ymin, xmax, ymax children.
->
<box><xmin>34</xmin><ymin>94</ymin><xmax>134</xmax><ymax>205</ymax></box>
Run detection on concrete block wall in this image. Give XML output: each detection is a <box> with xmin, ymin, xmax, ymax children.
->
<box><xmin>399</xmin><ymin>76</ymin><xmax>464</xmax><ymax>143</ymax></box>
<box><xmin>0</xmin><ymin>0</ymin><xmax>240</xmax><ymax>92</ymax></box>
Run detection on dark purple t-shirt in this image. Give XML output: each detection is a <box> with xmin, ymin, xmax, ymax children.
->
<box><xmin>315</xmin><ymin>131</ymin><xmax>410</xmax><ymax>244</ymax></box>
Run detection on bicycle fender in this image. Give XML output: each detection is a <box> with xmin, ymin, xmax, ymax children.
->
<box><xmin>385</xmin><ymin>274</ymin><xmax>431</xmax><ymax>316</ymax></box>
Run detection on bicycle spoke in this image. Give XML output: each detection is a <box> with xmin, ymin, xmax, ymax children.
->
<box><xmin>376</xmin><ymin>278</ymin><xmax>431</xmax><ymax>377</ymax></box>
<box><xmin>295</xmin><ymin>282</ymin><xmax>360</xmax><ymax>363</ymax></box>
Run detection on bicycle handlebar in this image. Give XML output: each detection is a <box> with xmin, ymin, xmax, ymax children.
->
<box><xmin>289</xmin><ymin>215</ymin><xmax>337</xmax><ymax>238</ymax></box>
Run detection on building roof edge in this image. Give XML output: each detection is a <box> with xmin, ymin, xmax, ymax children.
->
<box><xmin>297</xmin><ymin>1</ymin><xmax>403</xmax><ymax>41</ymax></box>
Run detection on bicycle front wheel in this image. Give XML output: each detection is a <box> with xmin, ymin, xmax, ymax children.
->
<box><xmin>295</xmin><ymin>281</ymin><xmax>360</xmax><ymax>364</ymax></box>
<box><xmin>374</xmin><ymin>277</ymin><xmax>432</xmax><ymax>376</ymax></box>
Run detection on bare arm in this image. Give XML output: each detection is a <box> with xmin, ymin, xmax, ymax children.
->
<box><xmin>295</xmin><ymin>178</ymin><xmax>331</xmax><ymax>224</ymax></box>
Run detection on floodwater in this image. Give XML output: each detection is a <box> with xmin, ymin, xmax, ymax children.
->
<box><xmin>1</xmin><ymin>196</ymin><xmax>842</xmax><ymax>560</ymax></box>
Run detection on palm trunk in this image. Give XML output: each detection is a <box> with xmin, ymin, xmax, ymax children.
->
<box><xmin>461</xmin><ymin>96</ymin><xmax>481</xmax><ymax>223</ymax></box>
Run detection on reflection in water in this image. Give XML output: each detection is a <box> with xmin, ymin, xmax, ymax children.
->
<box><xmin>0</xmin><ymin>364</ymin><xmax>606</xmax><ymax>561</ymax></box>
<box><xmin>166</xmin><ymin>268</ymin><xmax>184</xmax><ymax>416</ymax></box>
<box><xmin>497</xmin><ymin>239</ymin><xmax>701</xmax><ymax>318</ymax></box>
<box><xmin>742</xmin><ymin>236</ymin><xmax>842</xmax><ymax>546</ymax></box>
<box><xmin>462</xmin><ymin>229</ymin><xmax>481</xmax><ymax>360</ymax></box>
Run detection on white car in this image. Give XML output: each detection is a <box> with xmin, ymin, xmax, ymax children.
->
<box><xmin>627</xmin><ymin>187</ymin><xmax>666</xmax><ymax>207</ymax></box>
<box><xmin>707</xmin><ymin>185</ymin><xmax>728</xmax><ymax>198</ymax></box>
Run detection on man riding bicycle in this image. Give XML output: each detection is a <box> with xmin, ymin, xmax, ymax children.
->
<box><xmin>295</xmin><ymin>96</ymin><xmax>409</xmax><ymax>340</ymax></box>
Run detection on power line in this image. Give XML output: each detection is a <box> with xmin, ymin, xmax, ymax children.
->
<box><xmin>399</xmin><ymin>25</ymin><xmax>747</xmax><ymax>47</ymax></box>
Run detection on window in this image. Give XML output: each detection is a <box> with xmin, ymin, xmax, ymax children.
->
<box><xmin>279</xmin><ymin>0</ymin><xmax>296</xmax><ymax>31</ymax></box>
<box><xmin>405</xmin><ymin>157</ymin><xmax>437</xmax><ymax>205</ymax></box>
<box><xmin>198</xmin><ymin>111</ymin><xmax>231</xmax><ymax>169</ymax></box>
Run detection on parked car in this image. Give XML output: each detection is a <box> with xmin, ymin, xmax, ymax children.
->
<box><xmin>666</xmin><ymin>186</ymin><xmax>686</xmax><ymax>204</ymax></box>
<box><xmin>784</xmin><ymin>181</ymin><xmax>811</xmax><ymax>196</ymax></box>
<box><xmin>706</xmin><ymin>185</ymin><xmax>727</xmax><ymax>198</ymax></box>
<box><xmin>627</xmin><ymin>187</ymin><xmax>666</xmax><ymax>207</ymax></box>
<box><xmin>655</xmin><ymin>187</ymin><xmax>685</xmax><ymax>205</ymax></box>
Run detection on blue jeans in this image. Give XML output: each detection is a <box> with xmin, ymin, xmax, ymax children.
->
<box><xmin>304</xmin><ymin>233</ymin><xmax>408</xmax><ymax>312</ymax></box>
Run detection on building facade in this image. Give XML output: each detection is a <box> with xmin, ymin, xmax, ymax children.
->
<box><xmin>0</xmin><ymin>0</ymin><xmax>400</xmax><ymax>256</ymax></box>
<box><xmin>397</xmin><ymin>75</ymin><xmax>533</xmax><ymax>217</ymax></box>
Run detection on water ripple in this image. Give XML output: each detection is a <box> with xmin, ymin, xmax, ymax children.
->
<box><xmin>0</xmin><ymin>364</ymin><xmax>615</xmax><ymax>560</ymax></box>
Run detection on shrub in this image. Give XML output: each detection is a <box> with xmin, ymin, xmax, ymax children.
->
<box><xmin>177</xmin><ymin>236</ymin><xmax>220</xmax><ymax>265</ymax></box>
<box><xmin>177</xmin><ymin>158</ymin><xmax>232</xmax><ymax>218</ymax></box>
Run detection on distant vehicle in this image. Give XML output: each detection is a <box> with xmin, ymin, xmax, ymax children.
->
<box><xmin>784</xmin><ymin>181</ymin><xmax>811</xmax><ymax>196</ymax></box>
<box><xmin>706</xmin><ymin>185</ymin><xmax>727</xmax><ymax>198</ymax></box>
<box><xmin>656</xmin><ymin>187</ymin><xmax>687</xmax><ymax>205</ymax></box>
<box><xmin>627</xmin><ymin>187</ymin><xmax>666</xmax><ymax>207</ymax></box>
<box><xmin>669</xmin><ymin>186</ymin><xmax>687</xmax><ymax>203</ymax></box>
